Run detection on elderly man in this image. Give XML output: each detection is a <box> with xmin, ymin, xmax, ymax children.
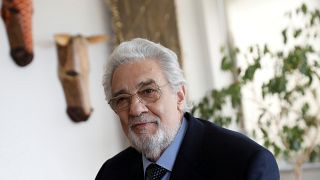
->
<box><xmin>96</xmin><ymin>38</ymin><xmax>279</xmax><ymax>180</ymax></box>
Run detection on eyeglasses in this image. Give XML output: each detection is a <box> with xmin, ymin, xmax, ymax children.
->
<box><xmin>108</xmin><ymin>82</ymin><xmax>168</xmax><ymax>112</ymax></box>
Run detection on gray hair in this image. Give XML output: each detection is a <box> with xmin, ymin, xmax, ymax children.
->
<box><xmin>102</xmin><ymin>38</ymin><xmax>187</xmax><ymax>104</ymax></box>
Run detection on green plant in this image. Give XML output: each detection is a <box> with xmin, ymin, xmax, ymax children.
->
<box><xmin>192</xmin><ymin>4</ymin><xmax>320</xmax><ymax>180</ymax></box>
<box><xmin>191</xmin><ymin>46</ymin><xmax>245</xmax><ymax>130</ymax></box>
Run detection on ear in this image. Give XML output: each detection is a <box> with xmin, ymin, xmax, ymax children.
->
<box><xmin>86</xmin><ymin>35</ymin><xmax>107</xmax><ymax>44</ymax></box>
<box><xmin>54</xmin><ymin>34</ymin><xmax>71</xmax><ymax>46</ymax></box>
<box><xmin>176</xmin><ymin>85</ymin><xmax>186</xmax><ymax>112</ymax></box>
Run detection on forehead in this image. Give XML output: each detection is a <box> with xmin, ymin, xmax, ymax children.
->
<box><xmin>111</xmin><ymin>59</ymin><xmax>166</xmax><ymax>92</ymax></box>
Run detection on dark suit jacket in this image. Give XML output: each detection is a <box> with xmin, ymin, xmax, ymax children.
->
<box><xmin>96</xmin><ymin>113</ymin><xmax>280</xmax><ymax>180</ymax></box>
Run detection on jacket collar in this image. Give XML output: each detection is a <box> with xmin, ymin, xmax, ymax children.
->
<box><xmin>125</xmin><ymin>147</ymin><xmax>144</xmax><ymax>180</ymax></box>
<box><xmin>170</xmin><ymin>112</ymin><xmax>205</xmax><ymax>179</ymax></box>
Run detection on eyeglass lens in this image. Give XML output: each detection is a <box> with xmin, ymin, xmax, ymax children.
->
<box><xmin>109</xmin><ymin>82</ymin><xmax>162</xmax><ymax>111</ymax></box>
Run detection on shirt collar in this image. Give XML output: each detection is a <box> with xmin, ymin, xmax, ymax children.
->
<box><xmin>142</xmin><ymin>117</ymin><xmax>188</xmax><ymax>172</ymax></box>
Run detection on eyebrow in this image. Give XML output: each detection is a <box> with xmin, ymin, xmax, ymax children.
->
<box><xmin>137</xmin><ymin>79</ymin><xmax>155</xmax><ymax>88</ymax></box>
<box><xmin>111</xmin><ymin>79</ymin><xmax>156</xmax><ymax>98</ymax></box>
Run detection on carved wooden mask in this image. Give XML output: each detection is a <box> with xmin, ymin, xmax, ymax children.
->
<box><xmin>1</xmin><ymin>0</ymin><xmax>34</xmax><ymax>66</ymax></box>
<box><xmin>54</xmin><ymin>34</ymin><xmax>106</xmax><ymax>122</ymax></box>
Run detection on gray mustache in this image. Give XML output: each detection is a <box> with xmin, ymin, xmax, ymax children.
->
<box><xmin>129</xmin><ymin>114</ymin><xmax>160</xmax><ymax>126</ymax></box>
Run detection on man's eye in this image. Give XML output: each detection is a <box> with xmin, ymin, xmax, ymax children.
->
<box><xmin>115</xmin><ymin>96</ymin><xmax>129</xmax><ymax>105</ymax></box>
<box><xmin>140</xmin><ymin>88</ymin><xmax>157</xmax><ymax>97</ymax></box>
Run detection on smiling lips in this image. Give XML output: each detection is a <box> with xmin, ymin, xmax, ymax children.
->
<box><xmin>131</xmin><ymin>121</ymin><xmax>157</xmax><ymax>130</ymax></box>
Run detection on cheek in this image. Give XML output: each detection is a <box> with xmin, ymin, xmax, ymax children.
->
<box><xmin>147</xmin><ymin>101</ymin><xmax>169</xmax><ymax>119</ymax></box>
<box><xmin>118</xmin><ymin>113</ymin><xmax>129</xmax><ymax>135</ymax></box>
<box><xmin>161</xmin><ymin>94</ymin><xmax>178</xmax><ymax>112</ymax></box>
<box><xmin>150</xmin><ymin>95</ymin><xmax>179</xmax><ymax>121</ymax></box>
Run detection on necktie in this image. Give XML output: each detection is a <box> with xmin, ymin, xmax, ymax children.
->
<box><xmin>145</xmin><ymin>163</ymin><xmax>167</xmax><ymax>180</ymax></box>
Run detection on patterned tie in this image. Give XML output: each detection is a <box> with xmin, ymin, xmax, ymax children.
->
<box><xmin>145</xmin><ymin>163</ymin><xmax>167</xmax><ymax>180</ymax></box>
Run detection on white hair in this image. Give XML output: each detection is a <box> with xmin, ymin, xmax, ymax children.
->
<box><xmin>102</xmin><ymin>38</ymin><xmax>188</xmax><ymax>111</ymax></box>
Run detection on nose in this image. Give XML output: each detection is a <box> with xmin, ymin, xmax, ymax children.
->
<box><xmin>129</xmin><ymin>95</ymin><xmax>148</xmax><ymax>116</ymax></box>
<box><xmin>67</xmin><ymin>106</ymin><xmax>92</xmax><ymax>122</ymax></box>
<box><xmin>11</xmin><ymin>47</ymin><xmax>33</xmax><ymax>66</ymax></box>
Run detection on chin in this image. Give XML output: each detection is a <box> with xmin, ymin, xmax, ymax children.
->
<box><xmin>128</xmin><ymin>122</ymin><xmax>180</xmax><ymax>161</ymax></box>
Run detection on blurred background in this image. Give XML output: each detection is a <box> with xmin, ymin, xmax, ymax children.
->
<box><xmin>0</xmin><ymin>0</ymin><xmax>319</xmax><ymax>179</ymax></box>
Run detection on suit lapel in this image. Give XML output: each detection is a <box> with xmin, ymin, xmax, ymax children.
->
<box><xmin>132</xmin><ymin>161</ymin><xmax>144</xmax><ymax>180</ymax></box>
<box><xmin>127</xmin><ymin>148</ymin><xmax>144</xmax><ymax>180</ymax></box>
<box><xmin>170</xmin><ymin>113</ymin><xmax>205</xmax><ymax>180</ymax></box>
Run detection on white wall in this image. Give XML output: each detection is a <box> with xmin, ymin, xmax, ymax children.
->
<box><xmin>0</xmin><ymin>0</ymin><xmax>125</xmax><ymax>180</ymax></box>
<box><xmin>175</xmin><ymin>0</ymin><xmax>233</xmax><ymax>103</ymax></box>
<box><xmin>175</xmin><ymin>0</ymin><xmax>215</xmax><ymax>102</ymax></box>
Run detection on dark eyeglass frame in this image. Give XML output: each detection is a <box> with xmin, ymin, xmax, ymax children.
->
<box><xmin>108</xmin><ymin>82</ymin><xmax>168</xmax><ymax>112</ymax></box>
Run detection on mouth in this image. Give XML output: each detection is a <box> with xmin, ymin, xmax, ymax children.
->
<box><xmin>130</xmin><ymin>121</ymin><xmax>157</xmax><ymax>131</ymax></box>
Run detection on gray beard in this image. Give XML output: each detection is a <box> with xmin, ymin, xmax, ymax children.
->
<box><xmin>127</xmin><ymin>113</ymin><xmax>180</xmax><ymax>161</ymax></box>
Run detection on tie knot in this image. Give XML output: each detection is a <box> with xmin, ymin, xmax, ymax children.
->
<box><xmin>145</xmin><ymin>163</ymin><xmax>167</xmax><ymax>180</ymax></box>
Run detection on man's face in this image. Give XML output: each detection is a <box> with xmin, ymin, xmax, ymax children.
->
<box><xmin>110</xmin><ymin>59</ymin><xmax>185</xmax><ymax>160</ymax></box>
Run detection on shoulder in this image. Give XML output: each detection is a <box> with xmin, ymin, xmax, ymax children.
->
<box><xmin>198</xmin><ymin>118</ymin><xmax>273</xmax><ymax>163</ymax></box>
<box><xmin>95</xmin><ymin>147</ymin><xmax>141</xmax><ymax>180</ymax></box>
<box><xmin>184</xmin><ymin>113</ymin><xmax>279</xmax><ymax>177</ymax></box>
<box><xmin>186</xmin><ymin>113</ymin><xmax>265</xmax><ymax>154</ymax></box>
<box><xmin>185</xmin><ymin>114</ymin><xmax>278</xmax><ymax>164</ymax></box>
<box><xmin>202</xmin><ymin>118</ymin><xmax>261</xmax><ymax>150</ymax></box>
<box><xmin>245</xmin><ymin>148</ymin><xmax>280</xmax><ymax>179</ymax></box>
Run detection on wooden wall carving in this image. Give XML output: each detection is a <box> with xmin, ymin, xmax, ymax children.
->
<box><xmin>1</xmin><ymin>0</ymin><xmax>34</xmax><ymax>66</ymax></box>
<box><xmin>54</xmin><ymin>34</ymin><xmax>106</xmax><ymax>122</ymax></box>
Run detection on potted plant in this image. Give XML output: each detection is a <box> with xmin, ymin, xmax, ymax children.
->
<box><xmin>192</xmin><ymin>4</ymin><xmax>320</xmax><ymax>180</ymax></box>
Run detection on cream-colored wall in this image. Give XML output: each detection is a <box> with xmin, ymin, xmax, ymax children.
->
<box><xmin>175</xmin><ymin>0</ymin><xmax>215</xmax><ymax>102</ymax></box>
<box><xmin>0</xmin><ymin>0</ymin><xmax>125</xmax><ymax>180</ymax></box>
<box><xmin>175</xmin><ymin>0</ymin><xmax>233</xmax><ymax>104</ymax></box>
